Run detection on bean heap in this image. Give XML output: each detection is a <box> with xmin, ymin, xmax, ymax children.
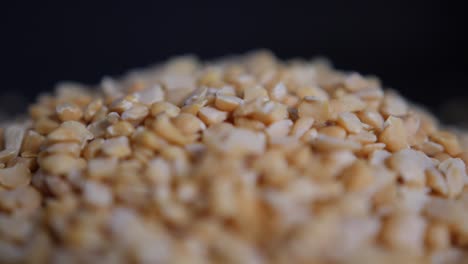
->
<box><xmin>1</xmin><ymin>51</ymin><xmax>468</xmax><ymax>263</ymax></box>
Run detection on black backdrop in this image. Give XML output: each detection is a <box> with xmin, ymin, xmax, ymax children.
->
<box><xmin>1</xmin><ymin>1</ymin><xmax>467</xmax><ymax>121</ymax></box>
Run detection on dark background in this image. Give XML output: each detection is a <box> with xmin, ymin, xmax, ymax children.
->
<box><xmin>1</xmin><ymin>1</ymin><xmax>467</xmax><ymax>123</ymax></box>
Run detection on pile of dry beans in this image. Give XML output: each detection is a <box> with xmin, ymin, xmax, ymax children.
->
<box><xmin>1</xmin><ymin>51</ymin><xmax>468</xmax><ymax>264</ymax></box>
